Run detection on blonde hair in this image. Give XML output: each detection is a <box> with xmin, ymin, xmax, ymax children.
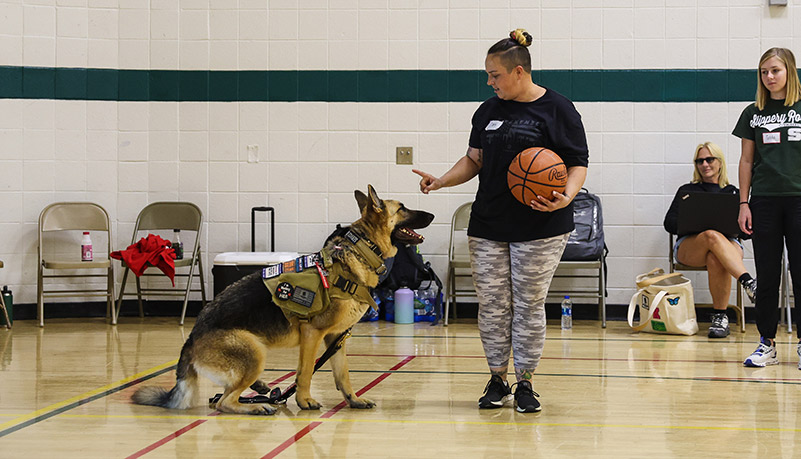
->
<box><xmin>756</xmin><ymin>47</ymin><xmax>801</xmax><ymax>110</ymax></box>
<box><xmin>691</xmin><ymin>142</ymin><xmax>729</xmax><ymax>187</ymax></box>
<box><xmin>487</xmin><ymin>28</ymin><xmax>533</xmax><ymax>73</ymax></box>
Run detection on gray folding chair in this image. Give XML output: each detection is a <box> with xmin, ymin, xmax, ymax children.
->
<box><xmin>38</xmin><ymin>202</ymin><xmax>115</xmax><ymax>327</ymax></box>
<box><xmin>445</xmin><ymin>202</ymin><xmax>474</xmax><ymax>326</ymax></box>
<box><xmin>115</xmin><ymin>202</ymin><xmax>207</xmax><ymax>325</ymax></box>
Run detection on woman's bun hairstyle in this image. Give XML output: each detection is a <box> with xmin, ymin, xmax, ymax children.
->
<box><xmin>487</xmin><ymin>28</ymin><xmax>533</xmax><ymax>73</ymax></box>
<box><xmin>509</xmin><ymin>28</ymin><xmax>532</xmax><ymax>47</ymax></box>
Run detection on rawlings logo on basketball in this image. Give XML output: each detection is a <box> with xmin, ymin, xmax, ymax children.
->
<box><xmin>507</xmin><ymin>147</ymin><xmax>567</xmax><ymax>206</ymax></box>
<box><xmin>548</xmin><ymin>168</ymin><xmax>567</xmax><ymax>182</ymax></box>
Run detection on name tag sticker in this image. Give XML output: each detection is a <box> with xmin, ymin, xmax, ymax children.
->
<box><xmin>763</xmin><ymin>132</ymin><xmax>781</xmax><ymax>144</ymax></box>
<box><xmin>486</xmin><ymin>120</ymin><xmax>503</xmax><ymax>131</ymax></box>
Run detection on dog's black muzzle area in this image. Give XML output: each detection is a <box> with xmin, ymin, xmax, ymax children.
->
<box><xmin>393</xmin><ymin>210</ymin><xmax>435</xmax><ymax>245</ymax></box>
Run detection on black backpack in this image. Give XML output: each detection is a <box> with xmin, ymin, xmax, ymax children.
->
<box><xmin>562</xmin><ymin>188</ymin><xmax>607</xmax><ymax>261</ymax></box>
<box><xmin>377</xmin><ymin>243</ymin><xmax>442</xmax><ymax>294</ymax></box>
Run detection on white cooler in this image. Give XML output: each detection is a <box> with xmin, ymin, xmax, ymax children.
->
<box><xmin>212</xmin><ymin>251</ymin><xmax>300</xmax><ymax>297</ymax></box>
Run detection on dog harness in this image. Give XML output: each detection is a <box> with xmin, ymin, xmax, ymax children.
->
<box><xmin>262</xmin><ymin>229</ymin><xmax>386</xmax><ymax>320</ymax></box>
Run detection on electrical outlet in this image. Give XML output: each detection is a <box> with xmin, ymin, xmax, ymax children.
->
<box><xmin>247</xmin><ymin>145</ymin><xmax>259</xmax><ymax>163</ymax></box>
<box><xmin>396</xmin><ymin>146</ymin><xmax>413</xmax><ymax>165</ymax></box>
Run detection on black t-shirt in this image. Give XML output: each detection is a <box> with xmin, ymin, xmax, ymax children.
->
<box><xmin>467</xmin><ymin>90</ymin><xmax>589</xmax><ymax>242</ymax></box>
<box><xmin>663</xmin><ymin>182</ymin><xmax>739</xmax><ymax>236</ymax></box>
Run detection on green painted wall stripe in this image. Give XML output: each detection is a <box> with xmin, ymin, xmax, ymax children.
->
<box><xmin>0</xmin><ymin>66</ymin><xmax>761</xmax><ymax>102</ymax></box>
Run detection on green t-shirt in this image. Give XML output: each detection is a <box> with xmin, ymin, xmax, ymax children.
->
<box><xmin>732</xmin><ymin>98</ymin><xmax>801</xmax><ymax>196</ymax></box>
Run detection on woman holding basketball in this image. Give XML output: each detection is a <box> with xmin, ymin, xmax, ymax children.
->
<box><xmin>662</xmin><ymin>142</ymin><xmax>756</xmax><ymax>339</ymax></box>
<box><xmin>413</xmin><ymin>29</ymin><xmax>589</xmax><ymax>413</ymax></box>
<box><xmin>733</xmin><ymin>47</ymin><xmax>801</xmax><ymax>368</ymax></box>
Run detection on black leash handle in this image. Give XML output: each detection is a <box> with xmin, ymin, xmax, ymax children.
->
<box><xmin>251</xmin><ymin>207</ymin><xmax>275</xmax><ymax>252</ymax></box>
<box><xmin>209</xmin><ymin>328</ymin><xmax>353</xmax><ymax>406</ymax></box>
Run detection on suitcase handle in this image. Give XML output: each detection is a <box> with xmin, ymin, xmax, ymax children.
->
<box><xmin>251</xmin><ymin>207</ymin><xmax>275</xmax><ymax>252</ymax></box>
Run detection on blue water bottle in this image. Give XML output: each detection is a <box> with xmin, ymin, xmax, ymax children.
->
<box><xmin>561</xmin><ymin>295</ymin><xmax>573</xmax><ymax>330</ymax></box>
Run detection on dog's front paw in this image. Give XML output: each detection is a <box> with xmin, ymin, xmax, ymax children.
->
<box><xmin>297</xmin><ymin>397</ymin><xmax>322</xmax><ymax>410</ymax></box>
<box><xmin>347</xmin><ymin>396</ymin><xmax>375</xmax><ymax>409</ymax></box>
<box><xmin>251</xmin><ymin>404</ymin><xmax>277</xmax><ymax>415</ymax></box>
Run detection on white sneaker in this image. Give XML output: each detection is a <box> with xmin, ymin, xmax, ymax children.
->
<box><xmin>743</xmin><ymin>338</ymin><xmax>779</xmax><ymax>367</ymax></box>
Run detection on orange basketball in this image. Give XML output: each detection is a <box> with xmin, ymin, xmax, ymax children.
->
<box><xmin>507</xmin><ymin>147</ymin><xmax>567</xmax><ymax>206</ymax></box>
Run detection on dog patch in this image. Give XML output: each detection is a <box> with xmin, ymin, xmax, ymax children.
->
<box><xmin>763</xmin><ymin>132</ymin><xmax>780</xmax><ymax>144</ymax></box>
<box><xmin>275</xmin><ymin>282</ymin><xmax>293</xmax><ymax>300</ymax></box>
<box><xmin>291</xmin><ymin>287</ymin><xmax>316</xmax><ymax>308</ymax></box>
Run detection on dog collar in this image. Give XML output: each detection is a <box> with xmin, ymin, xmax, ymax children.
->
<box><xmin>343</xmin><ymin>229</ymin><xmax>386</xmax><ymax>275</ymax></box>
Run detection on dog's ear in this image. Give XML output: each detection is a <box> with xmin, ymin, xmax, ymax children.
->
<box><xmin>367</xmin><ymin>185</ymin><xmax>384</xmax><ymax>210</ymax></box>
<box><xmin>354</xmin><ymin>189</ymin><xmax>369</xmax><ymax>213</ymax></box>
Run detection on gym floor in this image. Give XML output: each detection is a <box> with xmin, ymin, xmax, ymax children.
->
<box><xmin>1</xmin><ymin>318</ymin><xmax>799</xmax><ymax>457</ymax></box>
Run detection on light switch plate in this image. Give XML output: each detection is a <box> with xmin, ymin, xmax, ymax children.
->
<box><xmin>396</xmin><ymin>146</ymin><xmax>413</xmax><ymax>165</ymax></box>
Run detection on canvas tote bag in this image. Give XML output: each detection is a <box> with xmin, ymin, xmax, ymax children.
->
<box><xmin>627</xmin><ymin>268</ymin><xmax>698</xmax><ymax>335</ymax></box>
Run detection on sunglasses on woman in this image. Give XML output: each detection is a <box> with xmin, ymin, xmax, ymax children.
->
<box><xmin>694</xmin><ymin>157</ymin><xmax>717</xmax><ymax>165</ymax></box>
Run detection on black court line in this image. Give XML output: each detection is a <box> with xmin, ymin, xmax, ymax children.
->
<box><xmin>353</xmin><ymin>334</ymin><xmax>796</xmax><ymax>345</ymax></box>
<box><xmin>253</xmin><ymin>368</ymin><xmax>801</xmax><ymax>386</ymax></box>
<box><xmin>0</xmin><ymin>365</ymin><xmax>176</xmax><ymax>439</ymax></box>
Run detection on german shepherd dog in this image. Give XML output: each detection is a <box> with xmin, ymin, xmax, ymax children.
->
<box><xmin>132</xmin><ymin>186</ymin><xmax>434</xmax><ymax>415</ymax></box>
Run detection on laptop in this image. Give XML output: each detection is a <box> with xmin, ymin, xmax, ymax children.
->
<box><xmin>677</xmin><ymin>192</ymin><xmax>740</xmax><ymax>238</ymax></box>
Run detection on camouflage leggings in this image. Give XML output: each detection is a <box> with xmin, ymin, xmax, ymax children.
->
<box><xmin>469</xmin><ymin>233</ymin><xmax>569</xmax><ymax>376</ymax></box>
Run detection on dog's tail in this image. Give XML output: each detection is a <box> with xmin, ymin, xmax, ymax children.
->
<box><xmin>132</xmin><ymin>336</ymin><xmax>198</xmax><ymax>409</ymax></box>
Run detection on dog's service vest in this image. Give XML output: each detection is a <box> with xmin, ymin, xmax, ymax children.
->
<box><xmin>262</xmin><ymin>230</ymin><xmax>386</xmax><ymax>320</ymax></box>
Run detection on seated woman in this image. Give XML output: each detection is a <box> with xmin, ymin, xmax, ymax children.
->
<box><xmin>663</xmin><ymin>142</ymin><xmax>757</xmax><ymax>338</ymax></box>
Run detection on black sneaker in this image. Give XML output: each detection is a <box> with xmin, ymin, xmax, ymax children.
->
<box><xmin>708</xmin><ymin>311</ymin><xmax>730</xmax><ymax>338</ymax></box>
<box><xmin>478</xmin><ymin>374</ymin><xmax>511</xmax><ymax>409</ymax></box>
<box><xmin>512</xmin><ymin>380</ymin><xmax>541</xmax><ymax>413</ymax></box>
<box><xmin>743</xmin><ymin>278</ymin><xmax>757</xmax><ymax>303</ymax></box>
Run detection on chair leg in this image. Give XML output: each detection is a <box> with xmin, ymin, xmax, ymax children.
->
<box><xmin>116</xmin><ymin>267</ymin><xmax>129</xmax><ymax>322</ymax></box>
<box><xmin>0</xmin><ymin>293</ymin><xmax>10</xmax><ymax>329</ymax></box>
<box><xmin>179</xmin><ymin>253</ymin><xmax>199</xmax><ymax>326</ymax></box>
<box><xmin>444</xmin><ymin>266</ymin><xmax>453</xmax><ymax>326</ymax></box>
<box><xmin>197</xmin><ymin>253</ymin><xmax>207</xmax><ymax>306</ymax></box>
<box><xmin>38</xmin><ymin>265</ymin><xmax>44</xmax><ymax>328</ymax></box>
<box><xmin>599</xmin><ymin>260</ymin><xmax>606</xmax><ymax>329</ymax></box>
<box><xmin>135</xmin><ymin>275</ymin><xmax>144</xmax><ymax>318</ymax></box>
<box><xmin>108</xmin><ymin>267</ymin><xmax>117</xmax><ymax>325</ymax></box>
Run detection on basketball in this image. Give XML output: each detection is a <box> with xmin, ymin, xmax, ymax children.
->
<box><xmin>507</xmin><ymin>147</ymin><xmax>568</xmax><ymax>206</ymax></box>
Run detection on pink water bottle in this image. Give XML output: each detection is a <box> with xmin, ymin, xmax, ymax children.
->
<box><xmin>81</xmin><ymin>231</ymin><xmax>93</xmax><ymax>262</ymax></box>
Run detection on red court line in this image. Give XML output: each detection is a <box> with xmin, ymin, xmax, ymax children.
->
<box><xmin>126</xmin><ymin>420</ymin><xmax>207</xmax><ymax>459</ymax></box>
<box><xmin>261</xmin><ymin>356</ymin><xmax>416</xmax><ymax>459</ymax></box>
<box><xmin>125</xmin><ymin>371</ymin><xmax>296</xmax><ymax>459</ymax></box>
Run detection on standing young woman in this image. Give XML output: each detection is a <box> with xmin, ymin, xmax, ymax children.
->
<box><xmin>733</xmin><ymin>47</ymin><xmax>801</xmax><ymax>367</ymax></box>
<box><xmin>413</xmin><ymin>29</ymin><xmax>589</xmax><ymax>412</ymax></box>
<box><xmin>663</xmin><ymin>142</ymin><xmax>756</xmax><ymax>338</ymax></box>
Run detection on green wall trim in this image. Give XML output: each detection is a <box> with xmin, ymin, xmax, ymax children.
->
<box><xmin>0</xmin><ymin>66</ymin><xmax>761</xmax><ymax>102</ymax></box>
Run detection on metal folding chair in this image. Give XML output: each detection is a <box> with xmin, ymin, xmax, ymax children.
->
<box><xmin>115</xmin><ymin>202</ymin><xmax>206</xmax><ymax>325</ymax></box>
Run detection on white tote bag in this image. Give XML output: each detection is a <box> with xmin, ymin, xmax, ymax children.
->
<box><xmin>627</xmin><ymin>268</ymin><xmax>698</xmax><ymax>336</ymax></box>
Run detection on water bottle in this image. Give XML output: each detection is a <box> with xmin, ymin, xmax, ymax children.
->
<box><xmin>172</xmin><ymin>229</ymin><xmax>184</xmax><ymax>260</ymax></box>
<box><xmin>394</xmin><ymin>286</ymin><xmax>415</xmax><ymax>324</ymax></box>
<box><xmin>416</xmin><ymin>282</ymin><xmax>437</xmax><ymax>322</ymax></box>
<box><xmin>561</xmin><ymin>295</ymin><xmax>572</xmax><ymax>330</ymax></box>
<box><xmin>81</xmin><ymin>232</ymin><xmax>93</xmax><ymax>262</ymax></box>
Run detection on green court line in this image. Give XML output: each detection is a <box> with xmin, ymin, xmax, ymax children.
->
<box><xmin>0</xmin><ymin>66</ymin><xmax>762</xmax><ymax>102</ymax></box>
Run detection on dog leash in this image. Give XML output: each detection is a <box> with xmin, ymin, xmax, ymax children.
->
<box><xmin>208</xmin><ymin>327</ymin><xmax>353</xmax><ymax>406</ymax></box>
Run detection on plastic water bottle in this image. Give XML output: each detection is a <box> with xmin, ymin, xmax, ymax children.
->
<box><xmin>172</xmin><ymin>229</ymin><xmax>183</xmax><ymax>260</ymax></box>
<box><xmin>1</xmin><ymin>286</ymin><xmax>12</xmax><ymax>326</ymax></box>
<box><xmin>81</xmin><ymin>232</ymin><xmax>93</xmax><ymax>262</ymax></box>
<box><xmin>561</xmin><ymin>295</ymin><xmax>573</xmax><ymax>330</ymax></box>
<box><xmin>415</xmin><ymin>282</ymin><xmax>437</xmax><ymax>321</ymax></box>
<box><xmin>394</xmin><ymin>287</ymin><xmax>415</xmax><ymax>324</ymax></box>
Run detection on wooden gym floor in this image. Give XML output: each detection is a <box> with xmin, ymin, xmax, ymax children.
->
<box><xmin>1</xmin><ymin>317</ymin><xmax>801</xmax><ymax>458</ymax></box>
